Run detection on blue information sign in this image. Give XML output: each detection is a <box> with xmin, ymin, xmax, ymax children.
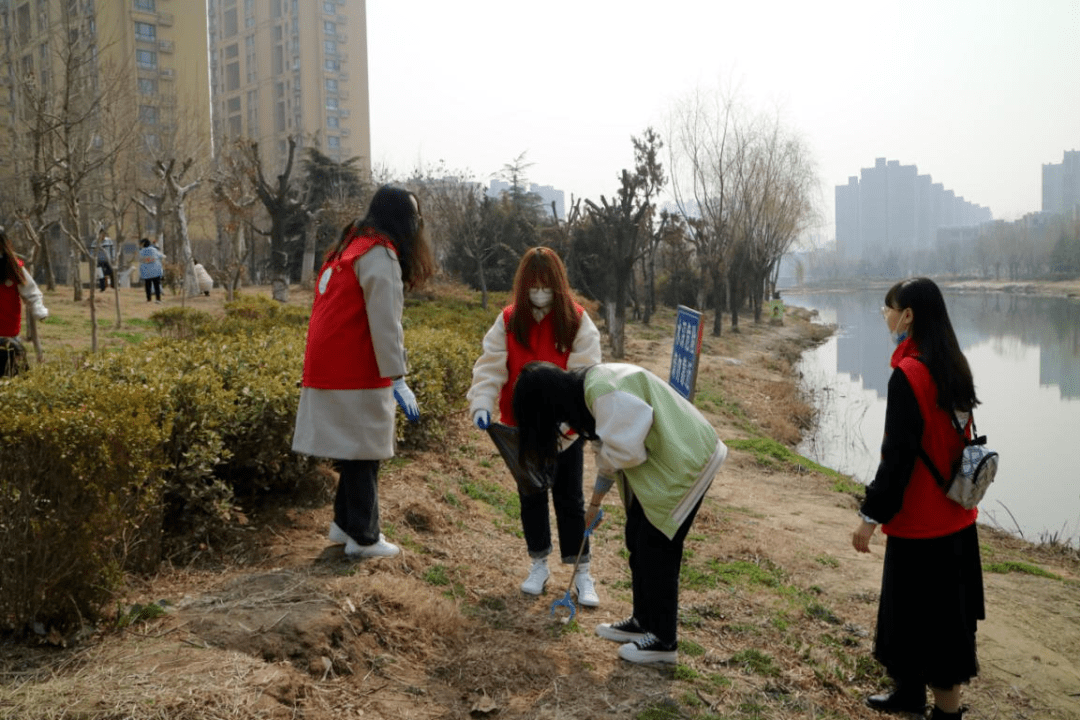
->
<box><xmin>669</xmin><ymin>305</ymin><xmax>703</xmax><ymax>401</ymax></box>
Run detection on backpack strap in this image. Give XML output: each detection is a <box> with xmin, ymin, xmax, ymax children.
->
<box><xmin>917</xmin><ymin>446</ymin><xmax>952</xmax><ymax>491</ymax></box>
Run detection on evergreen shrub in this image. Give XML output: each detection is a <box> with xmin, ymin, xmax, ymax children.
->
<box><xmin>0</xmin><ymin>368</ymin><xmax>167</xmax><ymax>634</ymax></box>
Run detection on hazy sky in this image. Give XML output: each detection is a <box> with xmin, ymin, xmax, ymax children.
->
<box><xmin>367</xmin><ymin>0</ymin><xmax>1079</xmax><ymax>240</ymax></box>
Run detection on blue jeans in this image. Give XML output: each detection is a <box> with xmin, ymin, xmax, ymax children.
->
<box><xmin>519</xmin><ymin>437</ymin><xmax>587</xmax><ymax>563</ymax></box>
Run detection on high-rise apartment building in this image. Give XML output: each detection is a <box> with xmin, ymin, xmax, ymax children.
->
<box><xmin>1042</xmin><ymin>150</ymin><xmax>1080</xmax><ymax>219</ymax></box>
<box><xmin>0</xmin><ymin>0</ymin><xmax>213</xmax><ymax>270</ymax></box>
<box><xmin>835</xmin><ymin>157</ymin><xmax>992</xmax><ymax>261</ymax></box>
<box><xmin>206</xmin><ymin>0</ymin><xmax>370</xmax><ymax>177</ymax></box>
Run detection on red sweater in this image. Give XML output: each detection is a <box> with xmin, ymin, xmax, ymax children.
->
<box><xmin>882</xmin><ymin>340</ymin><xmax>978</xmax><ymax>538</ymax></box>
<box><xmin>302</xmin><ymin>230</ymin><xmax>396</xmax><ymax>390</ymax></box>
<box><xmin>498</xmin><ymin>303</ymin><xmax>583</xmax><ymax>426</ymax></box>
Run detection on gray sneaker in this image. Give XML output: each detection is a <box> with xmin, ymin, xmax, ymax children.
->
<box><xmin>520</xmin><ymin>560</ymin><xmax>550</xmax><ymax>595</ymax></box>
<box><xmin>595</xmin><ymin>617</ymin><xmax>646</xmax><ymax>643</ymax></box>
<box><xmin>574</xmin><ymin>570</ymin><xmax>600</xmax><ymax>607</ymax></box>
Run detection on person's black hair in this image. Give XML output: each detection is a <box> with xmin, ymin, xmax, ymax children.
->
<box><xmin>513</xmin><ymin>362</ymin><xmax>596</xmax><ymax>470</ymax></box>
<box><xmin>0</xmin><ymin>229</ymin><xmax>23</xmax><ymax>285</ymax></box>
<box><xmin>328</xmin><ymin>185</ymin><xmax>435</xmax><ymax>290</ymax></box>
<box><xmin>886</xmin><ymin>277</ymin><xmax>979</xmax><ymax>412</ymax></box>
<box><xmin>140</xmin><ymin>238</ymin><xmax>151</xmax><ymax>248</ymax></box>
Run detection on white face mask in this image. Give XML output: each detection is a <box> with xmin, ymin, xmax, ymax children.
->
<box><xmin>529</xmin><ymin>287</ymin><xmax>554</xmax><ymax>308</ymax></box>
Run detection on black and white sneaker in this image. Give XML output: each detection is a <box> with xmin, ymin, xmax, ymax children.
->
<box><xmin>618</xmin><ymin>633</ymin><xmax>678</xmax><ymax>664</ymax></box>
<box><xmin>595</xmin><ymin>617</ymin><xmax>646</xmax><ymax>643</ymax></box>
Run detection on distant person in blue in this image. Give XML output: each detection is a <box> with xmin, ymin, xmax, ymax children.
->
<box><xmin>138</xmin><ymin>238</ymin><xmax>165</xmax><ymax>303</ymax></box>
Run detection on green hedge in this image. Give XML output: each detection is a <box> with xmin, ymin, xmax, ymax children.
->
<box><xmin>0</xmin><ymin>292</ymin><xmax>488</xmax><ymax>635</ymax></box>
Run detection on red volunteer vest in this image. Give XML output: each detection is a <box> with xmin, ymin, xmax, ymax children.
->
<box><xmin>498</xmin><ymin>303</ymin><xmax>583</xmax><ymax>426</ymax></box>
<box><xmin>301</xmin><ymin>230</ymin><xmax>397</xmax><ymax>390</ymax></box>
<box><xmin>0</xmin><ymin>259</ymin><xmax>26</xmax><ymax>337</ymax></box>
<box><xmin>882</xmin><ymin>338</ymin><xmax>978</xmax><ymax>538</ymax></box>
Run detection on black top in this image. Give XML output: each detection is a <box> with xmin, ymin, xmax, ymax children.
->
<box><xmin>860</xmin><ymin>369</ymin><xmax>922</xmax><ymax>524</ymax></box>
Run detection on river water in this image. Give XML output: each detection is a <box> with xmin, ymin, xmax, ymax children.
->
<box><xmin>782</xmin><ymin>287</ymin><xmax>1080</xmax><ymax>546</ymax></box>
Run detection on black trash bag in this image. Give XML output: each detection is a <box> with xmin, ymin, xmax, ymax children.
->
<box><xmin>486</xmin><ymin>422</ymin><xmax>556</xmax><ymax>496</ymax></box>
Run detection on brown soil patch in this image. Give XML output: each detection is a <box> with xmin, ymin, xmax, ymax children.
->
<box><xmin>3</xmin><ymin>285</ymin><xmax>1079</xmax><ymax>720</ymax></box>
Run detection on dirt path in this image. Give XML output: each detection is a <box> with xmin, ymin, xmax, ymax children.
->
<box><xmin>2</xmin><ymin>290</ymin><xmax>1079</xmax><ymax>720</ymax></box>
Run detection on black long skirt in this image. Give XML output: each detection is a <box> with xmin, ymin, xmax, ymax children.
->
<box><xmin>874</xmin><ymin>523</ymin><xmax>985</xmax><ymax>688</ymax></box>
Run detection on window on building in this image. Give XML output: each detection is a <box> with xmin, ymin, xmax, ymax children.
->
<box><xmin>326</xmin><ymin>115</ymin><xmax>339</xmax><ymax>129</ymax></box>
<box><xmin>139</xmin><ymin>105</ymin><xmax>159</xmax><ymax>125</ymax></box>
<box><xmin>224</xmin><ymin>8</ymin><xmax>238</xmax><ymax>36</ymax></box>
<box><xmin>143</xmin><ymin>133</ymin><xmax>159</xmax><ymax>151</ymax></box>
<box><xmin>134</xmin><ymin>22</ymin><xmax>155</xmax><ymax>41</ymax></box>
<box><xmin>134</xmin><ymin>0</ymin><xmax>155</xmax><ymax>11</ymax></box>
<box><xmin>228</xmin><ymin>115</ymin><xmax>242</xmax><ymax>137</ymax></box>
<box><xmin>271</xmin><ymin>0</ymin><xmax>282</xmax><ymax>19</ymax></box>
<box><xmin>275</xmin><ymin>101</ymin><xmax>286</xmax><ymax>132</ymax></box>
<box><xmin>36</xmin><ymin>0</ymin><xmax>48</xmax><ymax>34</ymax></box>
<box><xmin>324</xmin><ymin>40</ymin><xmax>336</xmax><ymax>56</ymax></box>
<box><xmin>227</xmin><ymin>96</ymin><xmax>241</xmax><ymax>113</ymax></box>
<box><xmin>225</xmin><ymin>43</ymin><xmax>238</xmax><ymax>59</ymax></box>
<box><xmin>16</xmin><ymin>3</ymin><xmax>31</xmax><ymax>44</ymax></box>
<box><xmin>327</xmin><ymin>136</ymin><xmax>340</xmax><ymax>150</ymax></box>
<box><xmin>323</xmin><ymin>1</ymin><xmax>336</xmax><ymax>13</ymax></box>
<box><xmin>325</xmin><ymin>78</ymin><xmax>338</xmax><ymax>94</ymax></box>
<box><xmin>138</xmin><ymin>77</ymin><xmax>158</xmax><ymax>95</ymax></box>
<box><xmin>225</xmin><ymin>61</ymin><xmax>240</xmax><ymax>91</ymax></box>
<box><xmin>136</xmin><ymin>49</ymin><xmax>157</xmax><ymax>70</ymax></box>
<box><xmin>325</xmin><ymin>96</ymin><xmax>338</xmax><ymax>110</ymax></box>
<box><xmin>324</xmin><ymin>58</ymin><xmax>339</xmax><ymax>72</ymax></box>
<box><xmin>324</xmin><ymin>21</ymin><xmax>336</xmax><ymax>34</ymax></box>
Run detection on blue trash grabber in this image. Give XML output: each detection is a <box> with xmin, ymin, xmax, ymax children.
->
<box><xmin>550</xmin><ymin>508</ymin><xmax>604</xmax><ymax>623</ymax></box>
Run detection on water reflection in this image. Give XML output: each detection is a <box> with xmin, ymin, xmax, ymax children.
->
<box><xmin>784</xmin><ymin>288</ymin><xmax>1080</xmax><ymax>546</ymax></box>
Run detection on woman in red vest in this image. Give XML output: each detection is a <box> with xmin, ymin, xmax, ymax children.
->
<box><xmin>1</xmin><ymin>229</ymin><xmax>49</xmax><ymax>377</ymax></box>
<box><xmin>852</xmin><ymin>277</ymin><xmax>984</xmax><ymax>720</ymax></box>
<box><xmin>467</xmin><ymin>247</ymin><xmax>602</xmax><ymax>604</ymax></box>
<box><xmin>293</xmin><ymin>187</ymin><xmax>435</xmax><ymax>559</ymax></box>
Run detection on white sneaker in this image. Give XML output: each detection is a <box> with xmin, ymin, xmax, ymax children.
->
<box><xmin>328</xmin><ymin>522</ymin><xmax>350</xmax><ymax>545</ymax></box>
<box><xmin>345</xmin><ymin>534</ymin><xmax>400</xmax><ymax>558</ymax></box>
<box><xmin>574</xmin><ymin>570</ymin><xmax>600</xmax><ymax>607</ymax></box>
<box><xmin>520</xmin><ymin>560</ymin><xmax>549</xmax><ymax>595</ymax></box>
<box><xmin>618</xmin><ymin>633</ymin><xmax>678</xmax><ymax>664</ymax></box>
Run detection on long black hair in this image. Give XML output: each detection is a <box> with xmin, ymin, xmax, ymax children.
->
<box><xmin>886</xmin><ymin>277</ymin><xmax>979</xmax><ymax>412</ymax></box>
<box><xmin>326</xmin><ymin>185</ymin><xmax>436</xmax><ymax>290</ymax></box>
<box><xmin>513</xmin><ymin>362</ymin><xmax>596</xmax><ymax>469</ymax></box>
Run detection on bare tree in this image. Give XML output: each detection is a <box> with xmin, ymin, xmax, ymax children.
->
<box><xmin>211</xmin><ymin>142</ymin><xmax>258</xmax><ymax>300</ymax></box>
<box><xmin>244</xmin><ymin>136</ymin><xmax>306</xmax><ymax>302</ymax></box>
<box><xmin>667</xmin><ymin>86</ymin><xmax>741</xmax><ymax>336</ymax></box>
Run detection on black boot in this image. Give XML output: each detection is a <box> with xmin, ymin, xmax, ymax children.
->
<box><xmin>866</xmin><ymin>680</ymin><xmax>927</xmax><ymax>715</ymax></box>
<box><xmin>929</xmin><ymin>706</ymin><xmax>965</xmax><ymax>719</ymax></box>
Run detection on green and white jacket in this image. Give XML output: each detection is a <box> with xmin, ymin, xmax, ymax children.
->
<box><xmin>585</xmin><ymin>364</ymin><xmax>727</xmax><ymax>539</ymax></box>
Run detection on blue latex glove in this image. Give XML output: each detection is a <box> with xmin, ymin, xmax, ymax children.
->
<box><xmin>473</xmin><ymin>409</ymin><xmax>491</xmax><ymax>430</ymax></box>
<box><xmin>392</xmin><ymin>378</ymin><xmax>420</xmax><ymax>422</ymax></box>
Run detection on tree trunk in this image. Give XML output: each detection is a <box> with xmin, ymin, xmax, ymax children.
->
<box><xmin>300</xmin><ymin>220</ymin><xmax>318</xmax><ymax>291</ymax></box>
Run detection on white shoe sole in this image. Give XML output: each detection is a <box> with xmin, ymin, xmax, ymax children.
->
<box><xmin>618</xmin><ymin>642</ymin><xmax>677</xmax><ymax>664</ymax></box>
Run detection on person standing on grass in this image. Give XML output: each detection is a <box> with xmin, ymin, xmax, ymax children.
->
<box><xmin>853</xmin><ymin>277</ymin><xmax>985</xmax><ymax>720</ymax></box>
<box><xmin>138</xmin><ymin>238</ymin><xmax>165</xmax><ymax>303</ymax></box>
<box><xmin>513</xmin><ymin>361</ymin><xmax>727</xmax><ymax>665</ymax></box>
<box><xmin>292</xmin><ymin>186</ymin><xmax>435</xmax><ymax>559</ymax></box>
<box><xmin>0</xmin><ymin>229</ymin><xmax>48</xmax><ymax>377</ymax></box>
<box><xmin>467</xmin><ymin>247</ymin><xmax>603</xmax><ymax>605</ymax></box>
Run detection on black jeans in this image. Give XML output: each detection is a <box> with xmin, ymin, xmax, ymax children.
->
<box><xmin>626</xmin><ymin>493</ymin><xmax>703</xmax><ymax>647</ymax></box>
<box><xmin>144</xmin><ymin>277</ymin><xmax>162</xmax><ymax>301</ymax></box>
<box><xmin>519</xmin><ymin>437</ymin><xmax>587</xmax><ymax>563</ymax></box>
<box><xmin>333</xmin><ymin>459</ymin><xmax>381</xmax><ymax>546</ymax></box>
